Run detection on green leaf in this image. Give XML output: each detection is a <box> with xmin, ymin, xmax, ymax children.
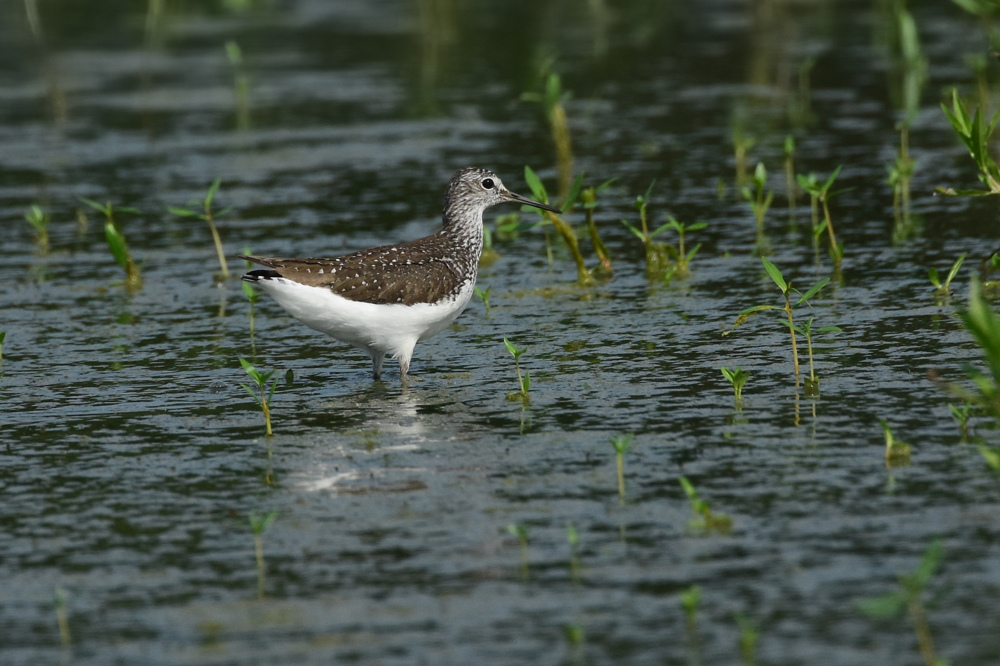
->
<box><xmin>561</xmin><ymin>173</ymin><xmax>585</xmax><ymax>211</ymax></box>
<box><xmin>503</xmin><ymin>337</ymin><xmax>520</xmax><ymax>358</ymax></box>
<box><xmin>928</xmin><ymin>267</ymin><xmax>942</xmax><ymax>288</ymax></box>
<box><xmin>523</xmin><ymin>165</ymin><xmax>547</xmax><ymax>202</ymax></box>
<box><xmin>595</xmin><ymin>177</ymin><xmax>617</xmax><ymax>192</ymax></box>
<box><xmin>686</xmin><ymin>243</ymin><xmax>702</xmax><ymax>263</ymax></box>
<box><xmin>78</xmin><ymin>196</ymin><xmax>108</xmax><ymax>214</ymax></box>
<box><xmin>205</xmin><ymin>178</ymin><xmax>222</xmax><ymax>208</ymax></box>
<box><xmin>620</xmin><ymin>219</ymin><xmax>645</xmax><ymax>241</ymax></box>
<box><xmin>104</xmin><ymin>222</ymin><xmax>130</xmax><ymax>271</ymax></box>
<box><xmin>678</xmin><ymin>476</ymin><xmax>697</xmax><ymax>501</ymax></box>
<box><xmin>168</xmin><ymin>207</ymin><xmax>198</xmax><ymax>218</ymax></box>
<box><xmin>117</xmin><ymin>206</ymin><xmax>142</xmax><ymax>215</ymax></box>
<box><xmin>761</xmin><ymin>257</ymin><xmax>787</xmax><ymax>292</ymax></box>
<box><xmin>687</xmin><ymin>221</ymin><xmax>708</xmax><ymax>231</ymax></box>
<box><xmin>240</xmin><ymin>382</ymin><xmax>261</xmax><ymax>405</ymax></box>
<box><xmin>795</xmin><ymin>277</ymin><xmax>830</xmax><ymax>306</ymax></box>
<box><xmin>856</xmin><ymin>593</ymin><xmax>906</xmax><ymax>619</ymax></box>
<box><xmin>946</xmin><ymin>252</ymin><xmax>967</xmax><ymax>286</ymax></box>
<box><xmin>522</xmin><ymin>372</ymin><xmax>530</xmax><ymax>393</ymax></box>
<box><xmin>816</xmin><ymin>325</ymin><xmax>842</xmax><ymax>334</ymax></box>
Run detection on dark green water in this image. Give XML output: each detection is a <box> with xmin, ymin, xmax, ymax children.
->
<box><xmin>2</xmin><ymin>1</ymin><xmax>1000</xmax><ymax>664</ymax></box>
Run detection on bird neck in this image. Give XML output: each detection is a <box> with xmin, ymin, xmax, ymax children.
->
<box><xmin>441</xmin><ymin>204</ymin><xmax>484</xmax><ymax>252</ymax></box>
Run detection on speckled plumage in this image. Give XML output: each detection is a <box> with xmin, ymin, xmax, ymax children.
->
<box><xmin>240</xmin><ymin>167</ymin><xmax>560</xmax><ymax>380</ymax></box>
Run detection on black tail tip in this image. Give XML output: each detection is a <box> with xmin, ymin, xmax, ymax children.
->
<box><xmin>242</xmin><ymin>269</ymin><xmax>281</xmax><ymax>283</ymax></box>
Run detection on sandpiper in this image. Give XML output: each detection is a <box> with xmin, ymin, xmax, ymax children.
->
<box><xmin>239</xmin><ymin>167</ymin><xmax>561</xmax><ymax>380</ymax></box>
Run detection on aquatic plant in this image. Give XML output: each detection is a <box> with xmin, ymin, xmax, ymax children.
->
<box><xmin>522</xmin><ymin>72</ymin><xmax>574</xmax><ymax>198</ymax></box>
<box><xmin>248</xmin><ymin>510</ymin><xmax>278</xmax><ymax>598</ymax></box>
<box><xmin>981</xmin><ymin>444</ymin><xmax>1000</xmax><ymax>471</ymax></box>
<box><xmin>580</xmin><ymin>178</ymin><xmax>616</xmax><ymax>274</ymax></box>
<box><xmin>621</xmin><ymin>181</ymin><xmax>693</xmax><ymax>276</ymax></box>
<box><xmin>54</xmin><ymin>586</ymin><xmax>70</xmax><ymax>649</ymax></box>
<box><xmin>506</xmin><ymin>522</ymin><xmax>529</xmax><ymax>576</ymax></box>
<box><xmin>795</xmin><ymin>316</ymin><xmax>842</xmax><ymax>395</ymax></box>
<box><xmin>857</xmin><ymin>539</ymin><xmax>945</xmax><ymax>666</ymax></box>
<box><xmin>953</xmin><ymin>278</ymin><xmax>1000</xmax><ymax>419</ymax></box>
<box><xmin>796</xmin><ymin>166</ymin><xmax>844</xmax><ymax>268</ymax></box>
<box><xmin>226</xmin><ymin>41</ymin><xmax>250</xmax><ymax>130</ymax></box>
<box><xmin>732</xmin><ymin>129</ymin><xmax>756</xmax><ymax>186</ymax></box>
<box><xmin>949</xmin><ymin>402</ymin><xmax>972</xmax><ymax>440</ymax></box>
<box><xmin>79</xmin><ymin>198</ymin><xmax>142</xmax><ymax>290</ymax></box>
<box><xmin>721</xmin><ymin>366</ymin><xmax>750</xmax><ymax>402</ymax></box>
<box><xmin>681</xmin><ymin>585</ymin><xmax>702</xmax><ymax>664</ymax></box>
<box><xmin>610</xmin><ymin>433</ymin><xmax>634</xmax><ymax>503</ymax></box>
<box><xmin>928</xmin><ymin>252</ymin><xmax>966</xmax><ymax>297</ymax></box>
<box><xmin>474</xmin><ymin>285</ymin><xmax>492</xmax><ymax>316</ymax></box>
<box><xmin>25</xmin><ymin>205</ymin><xmax>49</xmax><ymax>253</ymax></box>
<box><xmin>523</xmin><ymin>166</ymin><xmax>592</xmax><ymax>285</ymax></box>
<box><xmin>566</xmin><ymin>523</ymin><xmax>581</xmax><ymax>582</ymax></box>
<box><xmin>741</xmin><ymin>162</ymin><xmax>773</xmax><ymax>246</ymax></box>
<box><xmin>562</xmin><ymin>624</ymin><xmax>585</xmax><ymax>647</ymax></box>
<box><xmin>888</xmin><ymin>119</ymin><xmax>917</xmax><ymax>236</ymax></box>
<box><xmin>0</xmin><ymin>331</ymin><xmax>5</xmax><ymax>362</ymax></box>
<box><xmin>239</xmin><ymin>357</ymin><xmax>277</xmax><ymax>436</ymax></box>
<box><xmin>724</xmin><ymin>258</ymin><xmax>831</xmax><ymax>387</ymax></box>
<box><xmin>938</xmin><ymin>88</ymin><xmax>1000</xmax><ymax>196</ymax></box>
<box><xmin>881</xmin><ymin>419</ymin><xmax>912</xmax><ymax>467</ymax></box>
<box><xmin>168</xmin><ymin>178</ymin><xmax>232</xmax><ymax>281</ymax></box>
<box><xmin>783</xmin><ymin>136</ymin><xmax>797</xmax><ymax>211</ymax></box>
<box><xmin>503</xmin><ymin>337</ymin><xmax>530</xmax><ymax>401</ymax></box>
<box><xmin>679</xmin><ymin>476</ymin><xmax>732</xmax><ymax>534</ymax></box>
<box><xmin>736</xmin><ymin>613</ymin><xmax>759</xmax><ymax>666</ymax></box>
<box><xmin>661</xmin><ymin>218</ymin><xmax>706</xmax><ymax>279</ymax></box>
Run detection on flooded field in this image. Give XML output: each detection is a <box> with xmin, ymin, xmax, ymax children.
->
<box><xmin>1</xmin><ymin>0</ymin><xmax>999</xmax><ymax>664</ymax></box>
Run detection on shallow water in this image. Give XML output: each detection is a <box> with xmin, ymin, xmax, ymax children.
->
<box><xmin>2</xmin><ymin>0</ymin><xmax>1000</xmax><ymax>664</ymax></box>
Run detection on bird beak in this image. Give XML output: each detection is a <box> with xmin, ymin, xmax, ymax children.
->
<box><xmin>504</xmin><ymin>189</ymin><xmax>563</xmax><ymax>214</ymax></box>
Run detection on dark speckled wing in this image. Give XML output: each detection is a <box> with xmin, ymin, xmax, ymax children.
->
<box><xmin>237</xmin><ymin>237</ymin><xmax>471</xmax><ymax>306</ymax></box>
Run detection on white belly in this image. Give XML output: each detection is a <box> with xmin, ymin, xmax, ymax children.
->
<box><xmin>256</xmin><ymin>277</ymin><xmax>475</xmax><ymax>358</ymax></box>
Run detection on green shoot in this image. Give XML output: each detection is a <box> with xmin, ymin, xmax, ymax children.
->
<box><xmin>79</xmin><ymin>198</ymin><xmax>142</xmax><ymax>290</ymax></box>
<box><xmin>881</xmin><ymin>419</ymin><xmax>912</xmax><ymax>467</ymax></box>
<box><xmin>928</xmin><ymin>252</ymin><xmax>966</xmax><ymax>296</ymax></box>
<box><xmin>732</xmin><ymin>129</ymin><xmax>756</xmax><ymax>186</ymax></box>
<box><xmin>226</xmin><ymin>41</ymin><xmax>250</xmax><ymax>130</ymax></box>
<box><xmin>784</xmin><ymin>136</ymin><xmax>797</xmax><ymax>211</ymax></box>
<box><xmin>168</xmin><ymin>178</ymin><xmax>232</xmax><ymax>281</ymax></box>
<box><xmin>562</xmin><ymin>624</ymin><xmax>585</xmax><ymax>647</ymax></box>
<box><xmin>681</xmin><ymin>584</ymin><xmax>702</xmax><ymax>663</ymax></box>
<box><xmin>248</xmin><ymin>510</ymin><xmax>278</xmax><ymax>599</ymax></box>
<box><xmin>721</xmin><ymin>366</ymin><xmax>750</xmax><ymax>402</ymax></box>
<box><xmin>475</xmin><ymin>285</ymin><xmax>492</xmax><ymax>316</ymax></box>
<box><xmin>0</xmin><ymin>331</ymin><xmax>5</xmax><ymax>362</ymax></box>
<box><xmin>54</xmin><ymin>587</ymin><xmax>70</xmax><ymax>649</ymax></box>
<box><xmin>955</xmin><ymin>278</ymin><xmax>1000</xmax><ymax>419</ymax></box>
<box><xmin>660</xmin><ymin>218</ymin><xmax>707</xmax><ymax>278</ymax></box>
<box><xmin>792</xmin><ymin>316</ymin><xmax>842</xmax><ymax>395</ymax></box>
<box><xmin>679</xmin><ymin>476</ymin><xmax>732</xmax><ymax>534</ymax></box>
<box><xmin>25</xmin><ymin>205</ymin><xmax>50</xmax><ymax>252</ymax></box>
<box><xmin>506</xmin><ymin>523</ymin><xmax>529</xmax><ymax>577</ymax></box>
<box><xmin>796</xmin><ymin>166</ymin><xmax>844</xmax><ymax>268</ymax></box>
<box><xmin>742</xmin><ymin>162</ymin><xmax>774</xmax><ymax>241</ymax></box>
<box><xmin>888</xmin><ymin>119</ymin><xmax>917</xmax><ymax>236</ymax></box>
<box><xmin>736</xmin><ymin>614</ymin><xmax>759</xmax><ymax>666</ymax></box>
<box><xmin>856</xmin><ymin>539</ymin><xmax>945</xmax><ymax>666</ymax></box>
<box><xmin>567</xmin><ymin>523</ymin><xmax>581</xmax><ymax>582</ymax></box>
<box><xmin>503</xmin><ymin>337</ymin><xmax>530</xmax><ymax>401</ymax></box>
<box><xmin>724</xmin><ymin>257</ymin><xmax>832</xmax><ymax>387</ymax></box>
<box><xmin>937</xmin><ymin>88</ymin><xmax>1000</xmax><ymax>196</ymax></box>
<box><xmin>239</xmin><ymin>357</ymin><xmax>277</xmax><ymax>436</ymax></box>
<box><xmin>949</xmin><ymin>403</ymin><xmax>972</xmax><ymax>440</ymax></box>
<box><xmin>681</xmin><ymin>584</ymin><xmax>701</xmax><ymax>631</ymax></box>
<box><xmin>522</xmin><ymin>72</ymin><xmax>573</xmax><ymax>198</ymax></box>
<box><xmin>580</xmin><ymin>177</ymin><xmax>617</xmax><ymax>274</ymax></box>
<box><xmin>523</xmin><ymin>165</ymin><xmax>593</xmax><ymax>285</ymax></box>
<box><xmin>981</xmin><ymin>444</ymin><xmax>1000</xmax><ymax>471</ymax></box>
<box><xmin>610</xmin><ymin>433</ymin><xmax>634</xmax><ymax>503</ymax></box>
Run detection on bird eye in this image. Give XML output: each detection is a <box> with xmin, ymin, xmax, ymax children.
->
<box><xmin>481</xmin><ymin>178</ymin><xmax>495</xmax><ymax>189</ymax></box>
